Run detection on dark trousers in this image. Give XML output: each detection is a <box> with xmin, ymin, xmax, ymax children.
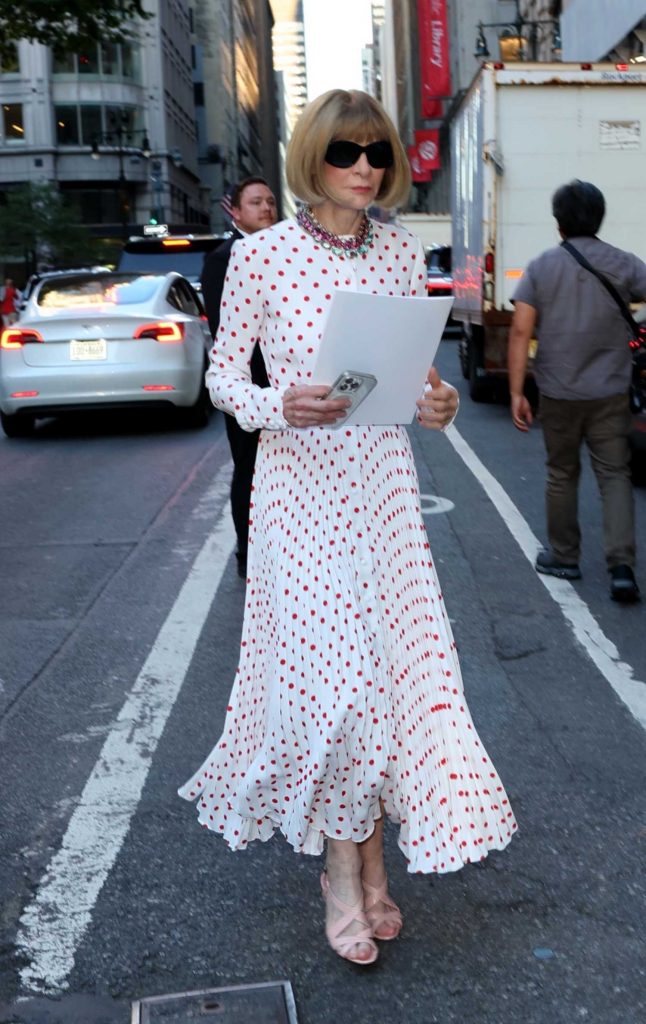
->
<box><xmin>224</xmin><ymin>413</ymin><xmax>260</xmax><ymax>558</ymax></box>
<box><xmin>539</xmin><ymin>392</ymin><xmax>635</xmax><ymax>569</ymax></box>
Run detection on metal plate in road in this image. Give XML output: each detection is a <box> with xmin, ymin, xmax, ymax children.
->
<box><xmin>131</xmin><ymin>981</ymin><xmax>298</xmax><ymax>1024</ymax></box>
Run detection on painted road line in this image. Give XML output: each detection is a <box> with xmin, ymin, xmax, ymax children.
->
<box><xmin>445</xmin><ymin>424</ymin><xmax>646</xmax><ymax>732</ymax></box>
<box><xmin>17</xmin><ymin>467</ymin><xmax>236</xmax><ymax>994</ymax></box>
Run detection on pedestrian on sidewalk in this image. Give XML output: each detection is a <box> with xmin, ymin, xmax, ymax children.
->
<box><xmin>508</xmin><ymin>179</ymin><xmax>645</xmax><ymax>602</ymax></box>
<box><xmin>0</xmin><ymin>277</ymin><xmax>21</xmax><ymax>327</ymax></box>
<box><xmin>180</xmin><ymin>89</ymin><xmax>517</xmax><ymax>966</ymax></box>
<box><xmin>200</xmin><ymin>178</ymin><xmax>278</xmax><ymax>578</ymax></box>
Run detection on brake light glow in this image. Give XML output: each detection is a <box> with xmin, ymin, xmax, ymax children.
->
<box><xmin>485</xmin><ymin>252</ymin><xmax>495</xmax><ymax>274</ymax></box>
<box><xmin>133</xmin><ymin>321</ymin><xmax>184</xmax><ymax>343</ymax></box>
<box><xmin>11</xmin><ymin>390</ymin><xmax>39</xmax><ymax>398</ymax></box>
<box><xmin>142</xmin><ymin>384</ymin><xmax>176</xmax><ymax>391</ymax></box>
<box><xmin>162</xmin><ymin>239</ymin><xmax>191</xmax><ymax>247</ymax></box>
<box><xmin>1</xmin><ymin>328</ymin><xmax>44</xmax><ymax>349</ymax></box>
<box><xmin>615</xmin><ymin>63</ymin><xmax>629</xmax><ymax>71</ymax></box>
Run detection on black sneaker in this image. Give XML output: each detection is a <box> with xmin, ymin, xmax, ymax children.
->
<box><xmin>535</xmin><ymin>549</ymin><xmax>581</xmax><ymax>580</ymax></box>
<box><xmin>609</xmin><ymin>565</ymin><xmax>640</xmax><ymax>603</ymax></box>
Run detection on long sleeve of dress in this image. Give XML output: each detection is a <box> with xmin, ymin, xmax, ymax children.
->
<box><xmin>205</xmin><ymin>239</ymin><xmax>289</xmax><ymax>432</ymax></box>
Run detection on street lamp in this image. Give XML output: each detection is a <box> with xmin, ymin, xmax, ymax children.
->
<box><xmin>475</xmin><ymin>0</ymin><xmax>560</xmax><ymax>62</ymax></box>
<box><xmin>90</xmin><ymin>112</ymin><xmax>151</xmax><ymax>238</ymax></box>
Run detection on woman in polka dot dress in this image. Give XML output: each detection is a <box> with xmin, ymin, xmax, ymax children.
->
<box><xmin>179</xmin><ymin>89</ymin><xmax>517</xmax><ymax>966</ymax></box>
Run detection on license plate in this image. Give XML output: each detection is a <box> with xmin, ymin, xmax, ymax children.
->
<box><xmin>70</xmin><ymin>338</ymin><xmax>107</xmax><ymax>361</ymax></box>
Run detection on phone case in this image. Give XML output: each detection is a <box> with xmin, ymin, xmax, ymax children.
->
<box><xmin>326</xmin><ymin>371</ymin><xmax>378</xmax><ymax>423</ymax></box>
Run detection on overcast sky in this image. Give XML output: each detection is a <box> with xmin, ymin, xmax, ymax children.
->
<box><xmin>303</xmin><ymin>0</ymin><xmax>374</xmax><ymax>99</ymax></box>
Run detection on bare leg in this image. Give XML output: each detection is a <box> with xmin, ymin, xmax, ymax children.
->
<box><xmin>358</xmin><ymin>808</ymin><xmax>401</xmax><ymax>939</ymax></box>
<box><xmin>325</xmin><ymin>838</ymin><xmax>376</xmax><ymax>962</ymax></box>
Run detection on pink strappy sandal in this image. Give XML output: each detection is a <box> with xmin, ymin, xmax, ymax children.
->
<box><xmin>320</xmin><ymin>872</ymin><xmax>378</xmax><ymax>965</ymax></box>
<box><xmin>362</xmin><ymin>878</ymin><xmax>403</xmax><ymax>941</ymax></box>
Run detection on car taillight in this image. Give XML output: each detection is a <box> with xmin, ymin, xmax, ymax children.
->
<box><xmin>133</xmin><ymin>321</ymin><xmax>185</xmax><ymax>343</ymax></box>
<box><xmin>1</xmin><ymin>327</ymin><xmax>44</xmax><ymax>349</ymax></box>
<box><xmin>485</xmin><ymin>252</ymin><xmax>494</xmax><ymax>274</ymax></box>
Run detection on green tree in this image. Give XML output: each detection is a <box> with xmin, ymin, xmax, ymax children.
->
<box><xmin>0</xmin><ymin>1</ymin><xmax>150</xmax><ymax>65</ymax></box>
<box><xmin>0</xmin><ymin>182</ymin><xmax>105</xmax><ymax>275</ymax></box>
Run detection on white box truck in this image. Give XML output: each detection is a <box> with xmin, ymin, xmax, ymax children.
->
<box><xmin>450</xmin><ymin>61</ymin><xmax>646</xmax><ymax>399</ymax></box>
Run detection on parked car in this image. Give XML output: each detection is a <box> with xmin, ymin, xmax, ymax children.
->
<box><xmin>116</xmin><ymin>230</ymin><xmax>227</xmax><ymax>290</ymax></box>
<box><xmin>0</xmin><ymin>271</ymin><xmax>213</xmax><ymax>437</ymax></box>
<box><xmin>426</xmin><ymin>245</ymin><xmax>459</xmax><ymax>336</ymax></box>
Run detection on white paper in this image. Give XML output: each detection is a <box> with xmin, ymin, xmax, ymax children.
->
<box><xmin>311</xmin><ymin>291</ymin><xmax>453</xmax><ymax>425</ymax></box>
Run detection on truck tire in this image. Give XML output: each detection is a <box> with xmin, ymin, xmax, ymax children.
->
<box><xmin>467</xmin><ymin>336</ymin><xmax>489</xmax><ymax>402</ymax></box>
<box><xmin>1</xmin><ymin>411</ymin><xmax>36</xmax><ymax>438</ymax></box>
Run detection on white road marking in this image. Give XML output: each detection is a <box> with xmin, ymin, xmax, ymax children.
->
<box><xmin>17</xmin><ymin>467</ymin><xmax>235</xmax><ymax>994</ymax></box>
<box><xmin>445</xmin><ymin>425</ymin><xmax>646</xmax><ymax>731</ymax></box>
<box><xmin>419</xmin><ymin>493</ymin><xmax>455</xmax><ymax>515</ymax></box>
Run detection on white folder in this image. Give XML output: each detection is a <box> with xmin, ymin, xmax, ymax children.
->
<box><xmin>311</xmin><ymin>291</ymin><xmax>453</xmax><ymax>425</ymax></box>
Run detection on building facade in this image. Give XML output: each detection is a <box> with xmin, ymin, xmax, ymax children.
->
<box><xmin>270</xmin><ymin>0</ymin><xmax>307</xmax><ymax>217</ymax></box>
<box><xmin>559</xmin><ymin>0</ymin><xmax>646</xmax><ymax>61</ymax></box>
<box><xmin>0</xmin><ymin>0</ymin><xmax>208</xmax><ymax>262</ymax></box>
<box><xmin>191</xmin><ymin>0</ymin><xmax>281</xmax><ymax>232</ymax></box>
<box><xmin>0</xmin><ymin>0</ymin><xmax>283</xmax><ymax>273</ymax></box>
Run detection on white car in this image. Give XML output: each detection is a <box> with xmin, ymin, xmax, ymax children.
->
<box><xmin>0</xmin><ymin>271</ymin><xmax>214</xmax><ymax>437</ymax></box>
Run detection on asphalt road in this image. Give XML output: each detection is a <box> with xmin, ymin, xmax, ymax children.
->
<box><xmin>0</xmin><ymin>342</ymin><xmax>644</xmax><ymax>1024</ymax></box>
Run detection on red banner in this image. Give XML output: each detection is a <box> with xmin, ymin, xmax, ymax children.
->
<box><xmin>407</xmin><ymin>145</ymin><xmax>433</xmax><ymax>183</ymax></box>
<box><xmin>414</xmin><ymin>129</ymin><xmax>440</xmax><ymax>170</ymax></box>
<box><xmin>417</xmin><ymin>0</ymin><xmax>451</xmax><ymax>119</ymax></box>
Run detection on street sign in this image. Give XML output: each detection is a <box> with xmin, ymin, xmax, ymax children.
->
<box><xmin>143</xmin><ymin>224</ymin><xmax>169</xmax><ymax>237</ymax></box>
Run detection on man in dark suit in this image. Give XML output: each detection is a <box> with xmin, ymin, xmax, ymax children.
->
<box><xmin>200</xmin><ymin>177</ymin><xmax>278</xmax><ymax>577</ymax></box>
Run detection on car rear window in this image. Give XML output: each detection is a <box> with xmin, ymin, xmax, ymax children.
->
<box><xmin>117</xmin><ymin>237</ymin><xmax>225</xmax><ymax>278</ymax></box>
<box><xmin>37</xmin><ymin>274</ymin><xmax>160</xmax><ymax>311</ymax></box>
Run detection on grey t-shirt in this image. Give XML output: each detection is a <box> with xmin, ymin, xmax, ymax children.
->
<box><xmin>512</xmin><ymin>236</ymin><xmax>646</xmax><ymax>400</ymax></box>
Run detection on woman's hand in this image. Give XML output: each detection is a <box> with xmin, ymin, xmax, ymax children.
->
<box><xmin>282</xmin><ymin>384</ymin><xmax>350</xmax><ymax>428</ymax></box>
<box><xmin>416</xmin><ymin>367</ymin><xmax>458</xmax><ymax>431</ymax></box>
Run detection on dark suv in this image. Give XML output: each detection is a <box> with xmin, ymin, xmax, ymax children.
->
<box><xmin>116</xmin><ymin>233</ymin><xmax>227</xmax><ymax>290</ymax></box>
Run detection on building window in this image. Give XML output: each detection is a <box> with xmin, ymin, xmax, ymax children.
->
<box><xmin>55</xmin><ymin>106</ymin><xmax>80</xmax><ymax>144</ymax></box>
<box><xmin>55</xmin><ymin>104</ymin><xmax>143</xmax><ymax>146</ymax></box>
<box><xmin>52</xmin><ymin>43</ymin><xmax>140</xmax><ymax>81</ymax></box>
<box><xmin>3</xmin><ymin>104</ymin><xmax>25</xmax><ymax>143</ymax></box>
<box><xmin>80</xmin><ymin>106</ymin><xmax>103</xmax><ymax>145</ymax></box>
<box><xmin>78</xmin><ymin>48</ymin><xmax>100</xmax><ymax>74</ymax></box>
<box><xmin>1</xmin><ymin>44</ymin><xmax>19</xmax><ymax>74</ymax></box>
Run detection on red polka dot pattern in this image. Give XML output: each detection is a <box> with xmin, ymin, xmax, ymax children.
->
<box><xmin>179</xmin><ymin>218</ymin><xmax>517</xmax><ymax>874</ymax></box>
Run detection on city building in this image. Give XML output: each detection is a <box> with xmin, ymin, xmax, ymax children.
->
<box><xmin>0</xmin><ymin>0</ymin><xmax>208</xmax><ymax>271</ymax></box>
<box><xmin>191</xmin><ymin>0</ymin><xmax>282</xmax><ymax>231</ymax></box>
<box><xmin>270</xmin><ymin>0</ymin><xmax>307</xmax><ymax>217</ymax></box>
<box><xmin>0</xmin><ymin>0</ymin><xmax>283</xmax><ymax>277</ymax></box>
<box><xmin>559</xmin><ymin>0</ymin><xmax>646</xmax><ymax>62</ymax></box>
<box><xmin>376</xmin><ymin>1</ymin><xmax>563</xmax><ymax>218</ymax></box>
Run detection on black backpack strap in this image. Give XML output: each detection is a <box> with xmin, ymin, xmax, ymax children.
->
<box><xmin>561</xmin><ymin>240</ymin><xmax>640</xmax><ymax>336</ymax></box>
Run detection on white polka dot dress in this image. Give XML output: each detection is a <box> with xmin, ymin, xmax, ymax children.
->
<box><xmin>178</xmin><ymin>219</ymin><xmax>517</xmax><ymax>873</ymax></box>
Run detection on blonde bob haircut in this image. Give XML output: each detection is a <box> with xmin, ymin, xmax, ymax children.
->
<box><xmin>286</xmin><ymin>89</ymin><xmax>411</xmax><ymax>210</ymax></box>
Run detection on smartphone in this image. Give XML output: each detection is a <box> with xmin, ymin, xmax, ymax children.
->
<box><xmin>325</xmin><ymin>370</ymin><xmax>378</xmax><ymax>423</ymax></box>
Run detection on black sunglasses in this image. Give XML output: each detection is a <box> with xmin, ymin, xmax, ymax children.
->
<box><xmin>324</xmin><ymin>139</ymin><xmax>394</xmax><ymax>170</ymax></box>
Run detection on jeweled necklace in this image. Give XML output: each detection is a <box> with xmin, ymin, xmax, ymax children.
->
<box><xmin>296</xmin><ymin>205</ymin><xmax>374</xmax><ymax>259</ymax></box>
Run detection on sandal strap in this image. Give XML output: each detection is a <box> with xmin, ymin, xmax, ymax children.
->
<box><xmin>321</xmin><ymin>873</ymin><xmax>377</xmax><ymax>956</ymax></box>
<box><xmin>362</xmin><ymin>878</ymin><xmax>403</xmax><ymax>929</ymax></box>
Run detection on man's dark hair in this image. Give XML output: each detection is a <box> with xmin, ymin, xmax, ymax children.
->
<box><xmin>551</xmin><ymin>179</ymin><xmax>605</xmax><ymax>238</ymax></box>
<box><xmin>231</xmin><ymin>176</ymin><xmax>271</xmax><ymax>208</ymax></box>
